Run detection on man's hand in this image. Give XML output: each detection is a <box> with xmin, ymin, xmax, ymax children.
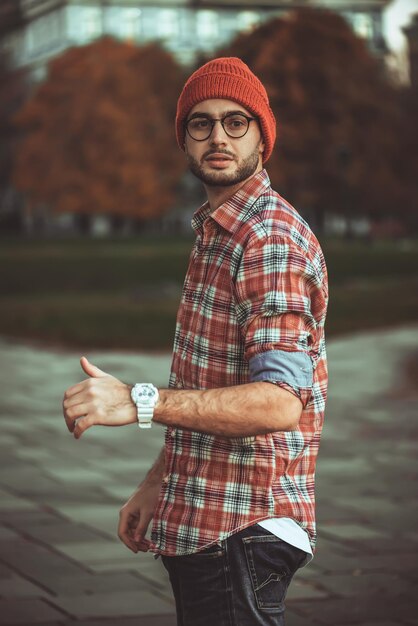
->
<box><xmin>118</xmin><ymin>479</ymin><xmax>162</xmax><ymax>553</ymax></box>
<box><xmin>62</xmin><ymin>356</ymin><xmax>136</xmax><ymax>439</ymax></box>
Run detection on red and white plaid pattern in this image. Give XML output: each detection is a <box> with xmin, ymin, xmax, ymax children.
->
<box><xmin>150</xmin><ymin>170</ymin><xmax>328</xmax><ymax>556</ymax></box>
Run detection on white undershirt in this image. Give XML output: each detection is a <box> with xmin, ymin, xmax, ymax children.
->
<box><xmin>258</xmin><ymin>517</ymin><xmax>313</xmax><ymax>568</ymax></box>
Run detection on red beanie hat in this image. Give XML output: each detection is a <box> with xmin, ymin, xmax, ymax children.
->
<box><xmin>176</xmin><ymin>57</ymin><xmax>276</xmax><ymax>163</ymax></box>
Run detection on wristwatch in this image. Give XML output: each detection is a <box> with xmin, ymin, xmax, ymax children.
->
<box><xmin>130</xmin><ymin>383</ymin><xmax>159</xmax><ymax>429</ymax></box>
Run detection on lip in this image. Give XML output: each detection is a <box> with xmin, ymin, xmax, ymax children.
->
<box><xmin>204</xmin><ymin>153</ymin><xmax>234</xmax><ymax>168</ymax></box>
<box><xmin>205</xmin><ymin>153</ymin><xmax>234</xmax><ymax>161</ymax></box>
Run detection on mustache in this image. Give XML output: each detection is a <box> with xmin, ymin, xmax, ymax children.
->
<box><xmin>202</xmin><ymin>149</ymin><xmax>235</xmax><ymax>160</ymax></box>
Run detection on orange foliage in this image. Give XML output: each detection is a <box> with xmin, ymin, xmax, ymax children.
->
<box><xmin>219</xmin><ymin>8</ymin><xmax>403</xmax><ymax>226</ymax></box>
<box><xmin>13</xmin><ymin>38</ymin><xmax>186</xmax><ymax>220</ymax></box>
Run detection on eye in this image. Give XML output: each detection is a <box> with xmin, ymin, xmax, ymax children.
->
<box><xmin>189</xmin><ymin>118</ymin><xmax>210</xmax><ymax>130</ymax></box>
<box><xmin>224</xmin><ymin>115</ymin><xmax>246</xmax><ymax>129</ymax></box>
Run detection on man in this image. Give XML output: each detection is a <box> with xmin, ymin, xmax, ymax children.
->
<box><xmin>63</xmin><ymin>57</ymin><xmax>328</xmax><ymax>625</ymax></box>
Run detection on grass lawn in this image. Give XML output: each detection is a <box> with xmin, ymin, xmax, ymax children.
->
<box><xmin>1</xmin><ymin>236</ymin><xmax>417</xmax><ymax>351</ymax></box>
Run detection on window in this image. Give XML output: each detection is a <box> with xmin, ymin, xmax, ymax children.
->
<box><xmin>84</xmin><ymin>8</ymin><xmax>102</xmax><ymax>40</ymax></box>
<box><xmin>158</xmin><ymin>9</ymin><xmax>179</xmax><ymax>38</ymax></box>
<box><xmin>196</xmin><ymin>10</ymin><xmax>219</xmax><ymax>40</ymax></box>
<box><xmin>122</xmin><ymin>9</ymin><xmax>141</xmax><ymax>40</ymax></box>
<box><xmin>238</xmin><ymin>11</ymin><xmax>259</xmax><ymax>33</ymax></box>
<box><xmin>352</xmin><ymin>13</ymin><xmax>372</xmax><ymax>39</ymax></box>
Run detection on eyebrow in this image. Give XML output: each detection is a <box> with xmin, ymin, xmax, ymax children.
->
<box><xmin>187</xmin><ymin>110</ymin><xmax>249</xmax><ymax>120</ymax></box>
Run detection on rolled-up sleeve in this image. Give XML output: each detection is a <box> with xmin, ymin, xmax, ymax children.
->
<box><xmin>233</xmin><ymin>235</ymin><xmax>327</xmax><ymax>406</ymax></box>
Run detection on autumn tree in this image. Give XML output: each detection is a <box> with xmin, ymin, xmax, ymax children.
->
<box><xmin>219</xmin><ymin>8</ymin><xmax>403</xmax><ymax>231</ymax></box>
<box><xmin>13</xmin><ymin>38</ymin><xmax>186</xmax><ymax>225</ymax></box>
<box><xmin>395</xmin><ymin>85</ymin><xmax>418</xmax><ymax>233</ymax></box>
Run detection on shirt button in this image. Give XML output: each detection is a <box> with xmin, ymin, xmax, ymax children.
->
<box><xmin>162</xmin><ymin>474</ymin><xmax>170</xmax><ymax>485</ymax></box>
<box><xmin>171</xmin><ymin>429</ymin><xmax>176</xmax><ymax>438</ymax></box>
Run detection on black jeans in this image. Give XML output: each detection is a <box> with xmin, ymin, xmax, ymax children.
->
<box><xmin>161</xmin><ymin>524</ymin><xmax>306</xmax><ymax>626</ymax></box>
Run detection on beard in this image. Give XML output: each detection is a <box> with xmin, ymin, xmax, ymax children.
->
<box><xmin>186</xmin><ymin>143</ymin><xmax>262</xmax><ymax>187</ymax></box>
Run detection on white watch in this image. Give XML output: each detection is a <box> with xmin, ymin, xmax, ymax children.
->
<box><xmin>130</xmin><ymin>383</ymin><xmax>159</xmax><ymax>429</ymax></box>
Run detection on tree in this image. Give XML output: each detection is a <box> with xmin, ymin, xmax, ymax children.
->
<box><xmin>219</xmin><ymin>8</ymin><xmax>403</xmax><ymax>231</ymax></box>
<box><xmin>0</xmin><ymin>51</ymin><xmax>28</xmax><ymax>232</ymax></box>
<box><xmin>395</xmin><ymin>84</ymin><xmax>418</xmax><ymax>234</ymax></box>
<box><xmin>13</xmin><ymin>38</ymin><xmax>186</xmax><ymax>224</ymax></box>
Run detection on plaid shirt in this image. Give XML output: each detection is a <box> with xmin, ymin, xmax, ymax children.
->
<box><xmin>150</xmin><ymin>169</ymin><xmax>328</xmax><ymax>556</ymax></box>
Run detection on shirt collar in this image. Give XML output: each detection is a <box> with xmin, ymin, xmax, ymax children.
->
<box><xmin>191</xmin><ymin>169</ymin><xmax>271</xmax><ymax>236</ymax></box>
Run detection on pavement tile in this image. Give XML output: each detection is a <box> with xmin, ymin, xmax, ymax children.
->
<box><xmin>0</xmin><ymin>574</ymin><xmax>48</xmax><ymax>598</ymax></box>
<box><xmin>316</xmin><ymin>457</ymin><xmax>373</xmax><ymax>476</ymax></box>
<box><xmin>73</xmin><ymin>616</ymin><xmax>176</xmax><ymax>626</ymax></box>
<box><xmin>286</xmin><ymin>578</ymin><xmax>329</xmax><ymax>600</ymax></box>
<box><xmin>292</xmin><ymin>594</ymin><xmax>417</xmax><ymax>623</ymax></box>
<box><xmin>42</xmin><ymin>571</ymin><xmax>156</xmax><ymax>595</ymax></box>
<box><xmin>88</xmin><ymin>558</ymin><xmax>161</xmax><ymax>575</ymax></box>
<box><xmin>349</xmin><ymin>552</ymin><xmax>418</xmax><ymax>574</ymax></box>
<box><xmin>44</xmin><ymin>467</ymin><xmax>109</xmax><ymax>484</ymax></box>
<box><xmin>0</xmin><ymin>510</ymin><xmax>65</xmax><ymax>528</ymax></box>
<box><xmin>316</xmin><ymin>506</ymin><xmax>365</xmax><ymax>524</ymax></box>
<box><xmin>339</xmin><ymin>536</ymin><xmax>418</xmax><ymax>555</ymax></box>
<box><xmin>320</xmin><ymin>524</ymin><xmax>389</xmax><ymax>541</ymax></box>
<box><xmin>54</xmin><ymin>540</ymin><xmax>134</xmax><ymax>566</ymax></box>
<box><xmin>339</xmin><ymin>495</ymin><xmax>400</xmax><ymax>515</ymax></box>
<box><xmin>0</xmin><ymin>598</ymin><xmax>68</xmax><ymax>624</ymax></box>
<box><xmin>0</xmin><ymin>496</ymin><xmax>38</xmax><ymax>513</ymax></box>
<box><xmin>0</xmin><ymin>472</ymin><xmax>63</xmax><ymax>499</ymax></box>
<box><xmin>53</xmin><ymin>589</ymin><xmax>175</xmax><ymax>618</ymax></box>
<box><xmin>0</xmin><ymin>528</ymin><xmax>21</xmax><ymax>542</ymax></box>
<box><xmin>0</xmin><ymin>564</ymin><xmax>15</xmax><ymax>580</ymax></box>
<box><xmin>101</xmin><ymin>482</ymin><xmax>148</xmax><ymax>502</ymax></box>
<box><xmin>0</xmin><ymin>539</ymin><xmax>89</xmax><ymax>589</ymax></box>
<box><xmin>286</xmin><ymin>609</ymin><xmax>324</xmax><ymax>626</ymax></box>
<box><xmin>49</xmin><ymin>504</ymin><xmax>120</xmax><ymax>537</ymax></box>
<box><xmin>24</xmin><ymin>521</ymin><xmax>111</xmax><ymax>545</ymax></box>
<box><xmin>0</xmin><ymin>435</ymin><xmax>20</xmax><ymax>446</ymax></box>
<box><xmin>316</xmin><ymin>571</ymin><xmax>415</xmax><ymax>597</ymax></box>
<box><xmin>341</xmin><ymin>623</ymin><xmax>403</xmax><ymax>626</ymax></box>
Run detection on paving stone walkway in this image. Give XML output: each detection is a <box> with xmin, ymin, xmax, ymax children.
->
<box><xmin>0</xmin><ymin>325</ymin><xmax>417</xmax><ymax>626</ymax></box>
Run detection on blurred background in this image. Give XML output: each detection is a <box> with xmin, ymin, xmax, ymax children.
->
<box><xmin>0</xmin><ymin>0</ymin><xmax>417</xmax><ymax>349</ymax></box>
<box><xmin>0</xmin><ymin>2</ymin><xmax>418</xmax><ymax>625</ymax></box>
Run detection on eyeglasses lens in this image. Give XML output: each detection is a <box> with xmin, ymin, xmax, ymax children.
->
<box><xmin>186</xmin><ymin>114</ymin><xmax>250</xmax><ymax>140</ymax></box>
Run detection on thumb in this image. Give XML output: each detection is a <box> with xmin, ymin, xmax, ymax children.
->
<box><xmin>80</xmin><ymin>356</ymin><xmax>109</xmax><ymax>379</ymax></box>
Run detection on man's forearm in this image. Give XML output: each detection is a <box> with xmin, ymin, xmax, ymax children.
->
<box><xmin>154</xmin><ymin>382</ymin><xmax>302</xmax><ymax>437</ymax></box>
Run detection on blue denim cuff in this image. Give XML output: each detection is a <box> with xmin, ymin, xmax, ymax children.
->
<box><xmin>248</xmin><ymin>349</ymin><xmax>313</xmax><ymax>388</ymax></box>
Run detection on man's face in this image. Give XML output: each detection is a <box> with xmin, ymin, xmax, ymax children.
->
<box><xmin>184</xmin><ymin>99</ymin><xmax>265</xmax><ymax>188</ymax></box>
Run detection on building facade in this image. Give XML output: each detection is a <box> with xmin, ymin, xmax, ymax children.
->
<box><xmin>2</xmin><ymin>0</ymin><xmax>390</xmax><ymax>81</ymax></box>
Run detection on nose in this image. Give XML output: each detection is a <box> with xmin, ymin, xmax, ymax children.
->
<box><xmin>209</xmin><ymin>120</ymin><xmax>228</xmax><ymax>145</ymax></box>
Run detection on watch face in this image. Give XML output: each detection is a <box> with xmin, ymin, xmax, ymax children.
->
<box><xmin>132</xmin><ymin>384</ymin><xmax>158</xmax><ymax>405</ymax></box>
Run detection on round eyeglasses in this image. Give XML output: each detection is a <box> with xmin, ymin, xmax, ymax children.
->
<box><xmin>185</xmin><ymin>113</ymin><xmax>257</xmax><ymax>141</ymax></box>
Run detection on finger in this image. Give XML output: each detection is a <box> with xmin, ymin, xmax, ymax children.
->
<box><xmin>63</xmin><ymin>402</ymin><xmax>89</xmax><ymax>433</ymax></box>
<box><xmin>73</xmin><ymin>415</ymin><xmax>94</xmax><ymax>440</ymax></box>
<box><xmin>64</xmin><ymin>380</ymin><xmax>90</xmax><ymax>400</ymax></box>
<box><xmin>118</xmin><ymin>511</ymin><xmax>139</xmax><ymax>553</ymax></box>
<box><xmin>63</xmin><ymin>388</ymin><xmax>93</xmax><ymax>413</ymax></box>
<box><xmin>80</xmin><ymin>356</ymin><xmax>109</xmax><ymax>379</ymax></box>
<box><xmin>135</xmin><ymin>537</ymin><xmax>151</xmax><ymax>552</ymax></box>
<box><xmin>133</xmin><ymin>518</ymin><xmax>152</xmax><ymax>552</ymax></box>
<box><xmin>133</xmin><ymin>512</ymin><xmax>152</xmax><ymax>543</ymax></box>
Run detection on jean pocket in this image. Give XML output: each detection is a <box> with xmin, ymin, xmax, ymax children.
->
<box><xmin>242</xmin><ymin>535</ymin><xmax>299</xmax><ymax>612</ymax></box>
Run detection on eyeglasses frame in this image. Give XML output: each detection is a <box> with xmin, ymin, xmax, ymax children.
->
<box><xmin>185</xmin><ymin>113</ymin><xmax>257</xmax><ymax>142</ymax></box>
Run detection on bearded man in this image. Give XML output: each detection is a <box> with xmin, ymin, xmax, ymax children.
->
<box><xmin>63</xmin><ymin>57</ymin><xmax>329</xmax><ymax>626</ymax></box>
